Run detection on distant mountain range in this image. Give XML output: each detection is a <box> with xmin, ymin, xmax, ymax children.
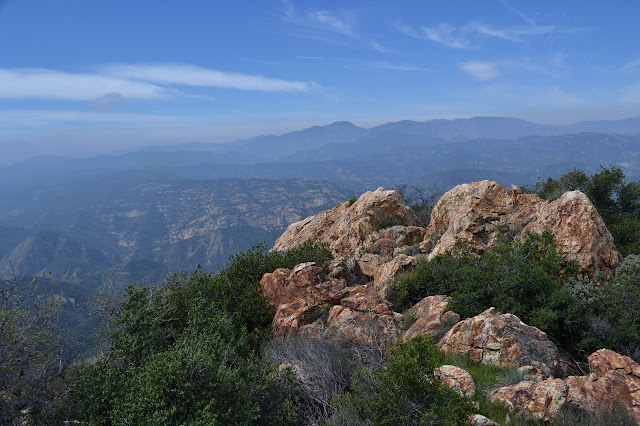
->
<box><xmin>2</xmin><ymin>115</ymin><xmax>640</xmax><ymax>347</ymax></box>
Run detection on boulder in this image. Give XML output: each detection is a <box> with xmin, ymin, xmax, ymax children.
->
<box><xmin>259</xmin><ymin>262</ymin><xmax>345</xmax><ymax>316</ymax></box>
<box><xmin>402</xmin><ymin>295</ymin><xmax>460</xmax><ymax>343</ymax></box>
<box><xmin>434</xmin><ymin>365</ymin><xmax>475</xmax><ymax>398</ymax></box>
<box><xmin>424</xmin><ymin>181</ymin><xmax>541</xmax><ymax>258</ymax></box>
<box><xmin>565</xmin><ymin>349</ymin><xmax>640</xmax><ymax>423</ymax></box>
<box><xmin>522</xmin><ymin>191</ymin><xmax>621</xmax><ymax>278</ymax></box>
<box><xmin>273</xmin><ymin>188</ymin><xmax>420</xmax><ymax>257</ymax></box>
<box><xmin>422</xmin><ymin>181</ymin><xmax>620</xmax><ymax>278</ymax></box>
<box><xmin>467</xmin><ymin>414</ymin><xmax>499</xmax><ymax>425</ymax></box>
<box><xmin>372</xmin><ymin>254</ymin><xmax>419</xmax><ymax>299</ymax></box>
<box><xmin>325</xmin><ymin>304</ymin><xmax>400</xmax><ymax>349</ymax></box>
<box><xmin>437</xmin><ymin>308</ymin><xmax>563</xmax><ymax>377</ymax></box>
<box><xmin>489</xmin><ymin>378</ymin><xmax>568</xmax><ymax>422</ymax></box>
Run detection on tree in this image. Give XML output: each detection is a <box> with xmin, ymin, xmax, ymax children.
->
<box><xmin>0</xmin><ymin>274</ymin><xmax>74</xmax><ymax>424</ymax></box>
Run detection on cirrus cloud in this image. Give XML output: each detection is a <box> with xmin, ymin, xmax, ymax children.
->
<box><xmin>458</xmin><ymin>61</ymin><xmax>500</xmax><ymax>81</ymax></box>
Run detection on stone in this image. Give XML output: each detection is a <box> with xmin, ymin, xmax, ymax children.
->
<box><xmin>434</xmin><ymin>365</ymin><xmax>475</xmax><ymax>398</ymax></box>
<box><xmin>467</xmin><ymin>414</ymin><xmax>499</xmax><ymax>425</ymax></box>
<box><xmin>522</xmin><ymin>191</ymin><xmax>621</xmax><ymax>278</ymax></box>
<box><xmin>422</xmin><ymin>181</ymin><xmax>620</xmax><ymax>278</ymax></box>
<box><xmin>565</xmin><ymin>349</ymin><xmax>640</xmax><ymax>423</ymax></box>
<box><xmin>402</xmin><ymin>295</ymin><xmax>460</xmax><ymax>343</ymax></box>
<box><xmin>325</xmin><ymin>305</ymin><xmax>400</xmax><ymax>349</ymax></box>
<box><xmin>372</xmin><ymin>254</ymin><xmax>419</xmax><ymax>299</ymax></box>
<box><xmin>437</xmin><ymin>308</ymin><xmax>563</xmax><ymax>377</ymax></box>
<box><xmin>273</xmin><ymin>188</ymin><xmax>420</xmax><ymax>257</ymax></box>
<box><xmin>489</xmin><ymin>378</ymin><xmax>568</xmax><ymax>422</ymax></box>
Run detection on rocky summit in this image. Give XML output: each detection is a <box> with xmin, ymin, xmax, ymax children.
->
<box><xmin>261</xmin><ymin>180</ymin><xmax>637</xmax><ymax>423</ymax></box>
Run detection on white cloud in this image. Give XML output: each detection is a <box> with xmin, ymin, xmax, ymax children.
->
<box><xmin>398</xmin><ymin>20</ymin><xmax>581</xmax><ymax>48</ymax></box>
<box><xmin>621</xmin><ymin>58</ymin><xmax>640</xmax><ymax>72</ymax></box>
<box><xmin>370</xmin><ymin>42</ymin><xmax>395</xmax><ymax>54</ymax></box>
<box><xmin>367</xmin><ymin>61</ymin><xmax>431</xmax><ymax>72</ymax></box>
<box><xmin>458</xmin><ymin>61</ymin><xmax>500</xmax><ymax>81</ymax></box>
<box><xmin>308</xmin><ymin>10</ymin><xmax>351</xmax><ymax>35</ymax></box>
<box><xmin>0</xmin><ymin>68</ymin><xmax>164</xmax><ymax>100</ymax></box>
<box><xmin>104</xmin><ymin>64</ymin><xmax>311</xmax><ymax>92</ymax></box>
<box><xmin>92</xmin><ymin>92</ymin><xmax>125</xmax><ymax>111</ymax></box>
<box><xmin>421</xmin><ymin>23</ymin><xmax>469</xmax><ymax>48</ymax></box>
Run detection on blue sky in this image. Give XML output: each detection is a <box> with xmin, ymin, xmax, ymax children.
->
<box><xmin>1</xmin><ymin>0</ymin><xmax>640</xmax><ymax>154</ymax></box>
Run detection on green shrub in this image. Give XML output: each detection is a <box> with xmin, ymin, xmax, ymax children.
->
<box><xmin>389</xmin><ymin>231</ymin><xmax>588</xmax><ymax>353</ymax></box>
<box><xmin>54</xmin><ymin>243</ymin><xmax>332</xmax><ymax>425</ymax></box>
<box><xmin>329</xmin><ymin>336</ymin><xmax>472</xmax><ymax>425</ymax></box>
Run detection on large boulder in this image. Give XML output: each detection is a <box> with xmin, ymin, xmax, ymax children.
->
<box><xmin>565</xmin><ymin>349</ymin><xmax>640</xmax><ymax>423</ymax></box>
<box><xmin>423</xmin><ymin>181</ymin><xmax>620</xmax><ymax>278</ymax></box>
<box><xmin>489</xmin><ymin>378</ymin><xmax>568</xmax><ymax>422</ymax></box>
<box><xmin>259</xmin><ymin>263</ymin><xmax>401</xmax><ymax>349</ymax></box>
<box><xmin>437</xmin><ymin>308</ymin><xmax>563</xmax><ymax>377</ymax></box>
<box><xmin>402</xmin><ymin>295</ymin><xmax>460</xmax><ymax>343</ymax></box>
<box><xmin>273</xmin><ymin>188</ymin><xmax>420</xmax><ymax>257</ymax></box>
<box><xmin>522</xmin><ymin>191</ymin><xmax>621</xmax><ymax>278</ymax></box>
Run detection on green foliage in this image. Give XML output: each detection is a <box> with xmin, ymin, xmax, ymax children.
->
<box><xmin>0</xmin><ymin>277</ymin><xmax>73</xmax><ymax>424</ymax></box>
<box><xmin>390</xmin><ymin>231</ymin><xmax>587</xmax><ymax>351</ymax></box>
<box><xmin>329</xmin><ymin>336</ymin><xmax>472</xmax><ymax>426</ymax></box>
<box><xmin>348</xmin><ymin>196</ymin><xmax>358</xmax><ymax>205</ymax></box>
<box><xmin>55</xmin><ymin>243</ymin><xmax>332</xmax><ymax>425</ymax></box>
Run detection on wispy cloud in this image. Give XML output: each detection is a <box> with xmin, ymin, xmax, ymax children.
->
<box><xmin>0</xmin><ymin>68</ymin><xmax>164</xmax><ymax>100</ymax></box>
<box><xmin>0</xmin><ymin>65</ymin><xmax>313</xmax><ymax>102</ymax></box>
<box><xmin>397</xmin><ymin>20</ymin><xmax>581</xmax><ymax>48</ymax></box>
<box><xmin>281</xmin><ymin>1</ymin><xmax>390</xmax><ymax>54</ymax></box>
<box><xmin>104</xmin><ymin>64</ymin><xmax>311</xmax><ymax>92</ymax></box>
<box><xmin>308</xmin><ymin>9</ymin><xmax>352</xmax><ymax>35</ymax></box>
<box><xmin>370</xmin><ymin>42</ymin><xmax>395</xmax><ymax>54</ymax></box>
<box><xmin>498</xmin><ymin>0</ymin><xmax>535</xmax><ymax>25</ymax></box>
<box><xmin>458</xmin><ymin>61</ymin><xmax>500</xmax><ymax>81</ymax></box>
<box><xmin>621</xmin><ymin>58</ymin><xmax>640</xmax><ymax>72</ymax></box>
<box><xmin>367</xmin><ymin>61</ymin><xmax>431</xmax><ymax>72</ymax></box>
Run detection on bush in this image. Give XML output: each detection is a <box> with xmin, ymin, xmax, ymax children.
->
<box><xmin>54</xmin><ymin>243</ymin><xmax>333</xmax><ymax>424</ymax></box>
<box><xmin>389</xmin><ymin>231</ymin><xmax>588</xmax><ymax>353</ymax></box>
<box><xmin>328</xmin><ymin>336</ymin><xmax>472</xmax><ymax>426</ymax></box>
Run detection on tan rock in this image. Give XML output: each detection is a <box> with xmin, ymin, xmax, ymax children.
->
<box><xmin>273</xmin><ymin>188</ymin><xmax>420</xmax><ymax>257</ymax></box>
<box><xmin>422</xmin><ymin>181</ymin><xmax>620</xmax><ymax>278</ymax></box>
<box><xmin>259</xmin><ymin>262</ymin><xmax>345</xmax><ymax>316</ymax></box>
<box><xmin>437</xmin><ymin>308</ymin><xmax>563</xmax><ymax>377</ymax></box>
<box><xmin>357</xmin><ymin>252</ymin><xmax>387</xmax><ymax>278</ymax></box>
<box><xmin>325</xmin><ymin>305</ymin><xmax>399</xmax><ymax>349</ymax></box>
<box><xmin>489</xmin><ymin>378</ymin><xmax>568</xmax><ymax>422</ymax></box>
<box><xmin>372</xmin><ymin>254</ymin><xmax>419</xmax><ymax>298</ymax></box>
<box><xmin>434</xmin><ymin>365</ymin><xmax>475</xmax><ymax>398</ymax></box>
<box><xmin>467</xmin><ymin>414</ymin><xmax>499</xmax><ymax>425</ymax></box>
<box><xmin>565</xmin><ymin>349</ymin><xmax>640</xmax><ymax>423</ymax></box>
<box><xmin>402</xmin><ymin>295</ymin><xmax>460</xmax><ymax>343</ymax></box>
<box><xmin>522</xmin><ymin>191</ymin><xmax>621</xmax><ymax>278</ymax></box>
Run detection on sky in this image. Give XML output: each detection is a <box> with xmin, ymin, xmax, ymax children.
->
<box><xmin>1</xmin><ymin>0</ymin><xmax>640</xmax><ymax>155</ymax></box>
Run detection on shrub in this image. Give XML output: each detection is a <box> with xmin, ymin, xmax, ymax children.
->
<box><xmin>328</xmin><ymin>336</ymin><xmax>472</xmax><ymax>426</ymax></box>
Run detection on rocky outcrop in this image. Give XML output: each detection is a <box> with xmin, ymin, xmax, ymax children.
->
<box><xmin>402</xmin><ymin>295</ymin><xmax>460</xmax><ymax>343</ymax></box>
<box><xmin>489</xmin><ymin>378</ymin><xmax>568</xmax><ymax>421</ymax></box>
<box><xmin>522</xmin><ymin>191</ymin><xmax>622</xmax><ymax>278</ymax></box>
<box><xmin>565</xmin><ymin>349</ymin><xmax>640</xmax><ymax>423</ymax></box>
<box><xmin>273</xmin><ymin>188</ymin><xmax>421</xmax><ymax>258</ymax></box>
<box><xmin>434</xmin><ymin>365</ymin><xmax>475</xmax><ymax>398</ymax></box>
<box><xmin>423</xmin><ymin>181</ymin><xmax>620</xmax><ymax>277</ymax></box>
<box><xmin>437</xmin><ymin>308</ymin><xmax>563</xmax><ymax>377</ymax></box>
<box><xmin>259</xmin><ymin>263</ymin><xmax>401</xmax><ymax>349</ymax></box>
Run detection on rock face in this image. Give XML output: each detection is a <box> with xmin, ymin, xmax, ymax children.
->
<box><xmin>273</xmin><ymin>188</ymin><xmax>421</xmax><ymax>258</ymax></box>
<box><xmin>489</xmin><ymin>378</ymin><xmax>568</xmax><ymax>422</ymax></box>
<box><xmin>565</xmin><ymin>349</ymin><xmax>640</xmax><ymax>423</ymax></box>
<box><xmin>437</xmin><ymin>308</ymin><xmax>563</xmax><ymax>377</ymax></box>
<box><xmin>434</xmin><ymin>365</ymin><xmax>475</xmax><ymax>398</ymax></box>
<box><xmin>522</xmin><ymin>191</ymin><xmax>622</xmax><ymax>278</ymax></box>
<box><xmin>402</xmin><ymin>295</ymin><xmax>460</xmax><ymax>343</ymax></box>
<box><xmin>423</xmin><ymin>181</ymin><xmax>620</xmax><ymax>277</ymax></box>
<box><xmin>259</xmin><ymin>263</ymin><xmax>401</xmax><ymax>349</ymax></box>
